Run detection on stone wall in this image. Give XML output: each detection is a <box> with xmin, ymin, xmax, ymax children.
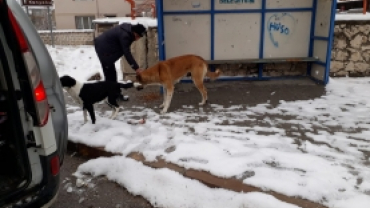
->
<box><xmin>331</xmin><ymin>21</ymin><xmax>370</xmax><ymax>77</ymax></box>
<box><xmin>146</xmin><ymin>27</ymin><xmax>159</xmax><ymax>68</ymax></box>
<box><xmin>38</xmin><ymin>30</ymin><xmax>94</xmax><ymax>45</ymax></box>
<box><xmin>120</xmin><ymin>27</ymin><xmax>158</xmax><ymax>80</ymax></box>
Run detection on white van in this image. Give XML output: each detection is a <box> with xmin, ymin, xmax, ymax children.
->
<box><xmin>0</xmin><ymin>0</ymin><xmax>68</xmax><ymax>207</ymax></box>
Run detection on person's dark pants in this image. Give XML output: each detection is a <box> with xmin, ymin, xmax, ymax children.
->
<box><xmin>94</xmin><ymin>43</ymin><xmax>117</xmax><ymax>83</ymax></box>
<box><xmin>101</xmin><ymin>62</ymin><xmax>117</xmax><ymax>82</ymax></box>
<box><xmin>94</xmin><ymin>44</ymin><xmax>130</xmax><ymax>102</ymax></box>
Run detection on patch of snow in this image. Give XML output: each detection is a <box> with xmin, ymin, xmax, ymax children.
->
<box><xmin>46</xmin><ymin>45</ymin><xmax>122</xmax><ymax>82</ymax></box>
<box><xmin>74</xmin><ymin>156</ymin><xmax>300</xmax><ymax>208</ymax></box>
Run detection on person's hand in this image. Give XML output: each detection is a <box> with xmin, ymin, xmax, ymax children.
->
<box><xmin>136</xmin><ymin>68</ymin><xmax>144</xmax><ymax>75</ymax></box>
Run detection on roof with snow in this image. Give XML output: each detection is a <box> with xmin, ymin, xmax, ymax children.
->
<box><xmin>336</xmin><ymin>12</ymin><xmax>370</xmax><ymax>20</ymax></box>
<box><xmin>93</xmin><ymin>17</ymin><xmax>158</xmax><ymax>28</ymax></box>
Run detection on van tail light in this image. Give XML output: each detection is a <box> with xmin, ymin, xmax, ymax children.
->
<box><xmin>8</xmin><ymin>9</ymin><xmax>49</xmax><ymax>127</ymax></box>
<box><xmin>50</xmin><ymin>156</ymin><xmax>60</xmax><ymax>176</ymax></box>
<box><xmin>34</xmin><ymin>81</ymin><xmax>49</xmax><ymax>126</ymax></box>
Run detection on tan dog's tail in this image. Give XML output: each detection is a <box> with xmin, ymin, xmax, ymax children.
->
<box><xmin>206</xmin><ymin>68</ymin><xmax>222</xmax><ymax>81</ymax></box>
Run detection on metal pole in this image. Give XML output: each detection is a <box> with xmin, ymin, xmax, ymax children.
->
<box><xmin>364</xmin><ymin>0</ymin><xmax>368</xmax><ymax>14</ymax></box>
<box><xmin>47</xmin><ymin>6</ymin><xmax>55</xmax><ymax>47</ymax></box>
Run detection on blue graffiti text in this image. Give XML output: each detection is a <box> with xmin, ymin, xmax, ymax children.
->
<box><xmin>269</xmin><ymin>22</ymin><xmax>290</xmax><ymax>35</ymax></box>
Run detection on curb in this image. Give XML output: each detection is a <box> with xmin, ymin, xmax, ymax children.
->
<box><xmin>67</xmin><ymin>141</ymin><xmax>328</xmax><ymax>208</ymax></box>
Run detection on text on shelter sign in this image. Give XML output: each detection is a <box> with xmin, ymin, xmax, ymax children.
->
<box><xmin>22</xmin><ymin>0</ymin><xmax>53</xmax><ymax>6</ymax></box>
<box><xmin>219</xmin><ymin>0</ymin><xmax>255</xmax><ymax>3</ymax></box>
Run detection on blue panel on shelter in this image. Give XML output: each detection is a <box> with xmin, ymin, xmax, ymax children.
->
<box><xmin>263</xmin><ymin>12</ymin><xmax>312</xmax><ymax>58</ymax></box>
<box><xmin>164</xmin><ymin>15</ymin><xmax>212</xmax><ymax>59</ymax></box>
<box><xmin>214</xmin><ymin>13</ymin><xmax>261</xmax><ymax>59</ymax></box>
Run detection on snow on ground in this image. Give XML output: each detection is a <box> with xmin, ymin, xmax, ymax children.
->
<box><xmin>74</xmin><ymin>156</ymin><xmax>300</xmax><ymax>208</ymax></box>
<box><xmin>46</xmin><ymin>45</ymin><xmax>122</xmax><ymax>82</ymax></box>
<box><xmin>50</xmin><ymin>45</ymin><xmax>370</xmax><ymax>208</ymax></box>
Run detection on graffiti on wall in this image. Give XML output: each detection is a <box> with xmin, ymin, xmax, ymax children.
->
<box><xmin>267</xmin><ymin>13</ymin><xmax>296</xmax><ymax>48</ymax></box>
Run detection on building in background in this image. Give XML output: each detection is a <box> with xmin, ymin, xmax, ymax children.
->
<box><xmin>54</xmin><ymin>0</ymin><xmax>131</xmax><ymax>30</ymax></box>
<box><xmin>28</xmin><ymin>6</ymin><xmax>56</xmax><ymax>30</ymax></box>
<box><xmin>54</xmin><ymin>0</ymin><xmax>156</xmax><ymax>30</ymax></box>
<box><xmin>337</xmin><ymin>0</ymin><xmax>369</xmax><ymax>13</ymax></box>
<box><xmin>15</xmin><ymin>0</ymin><xmax>55</xmax><ymax>30</ymax></box>
<box><xmin>133</xmin><ymin>0</ymin><xmax>155</xmax><ymax>18</ymax></box>
<box><xmin>15</xmin><ymin>0</ymin><xmax>155</xmax><ymax>30</ymax></box>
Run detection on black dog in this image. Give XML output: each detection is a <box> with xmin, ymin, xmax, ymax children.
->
<box><xmin>59</xmin><ymin>75</ymin><xmax>140</xmax><ymax>124</ymax></box>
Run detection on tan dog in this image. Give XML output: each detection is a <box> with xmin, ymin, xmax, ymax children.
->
<box><xmin>136</xmin><ymin>54</ymin><xmax>221</xmax><ymax>114</ymax></box>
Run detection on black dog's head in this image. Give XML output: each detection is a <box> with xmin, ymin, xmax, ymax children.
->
<box><xmin>59</xmin><ymin>75</ymin><xmax>76</xmax><ymax>88</ymax></box>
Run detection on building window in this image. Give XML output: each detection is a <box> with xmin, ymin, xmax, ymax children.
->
<box><xmin>75</xmin><ymin>16</ymin><xmax>95</xmax><ymax>29</ymax></box>
<box><xmin>104</xmin><ymin>14</ymin><xmax>117</xmax><ymax>18</ymax></box>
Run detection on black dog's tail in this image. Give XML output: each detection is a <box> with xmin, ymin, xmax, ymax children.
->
<box><xmin>118</xmin><ymin>82</ymin><xmax>134</xmax><ymax>89</ymax></box>
<box><xmin>118</xmin><ymin>81</ymin><xmax>143</xmax><ymax>91</ymax></box>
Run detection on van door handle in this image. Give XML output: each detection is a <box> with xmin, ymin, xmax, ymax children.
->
<box><xmin>26</xmin><ymin>132</ymin><xmax>41</xmax><ymax>148</ymax></box>
<box><xmin>49</xmin><ymin>104</ymin><xmax>56</xmax><ymax>112</ymax></box>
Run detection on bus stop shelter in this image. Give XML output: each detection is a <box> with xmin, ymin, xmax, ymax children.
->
<box><xmin>155</xmin><ymin>0</ymin><xmax>337</xmax><ymax>85</ymax></box>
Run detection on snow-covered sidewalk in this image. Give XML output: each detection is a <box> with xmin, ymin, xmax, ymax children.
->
<box><xmin>50</xmin><ymin>45</ymin><xmax>370</xmax><ymax>208</ymax></box>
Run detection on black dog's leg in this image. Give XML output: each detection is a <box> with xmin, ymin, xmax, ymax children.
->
<box><xmin>83</xmin><ymin>107</ymin><xmax>88</xmax><ymax>123</ymax></box>
<box><xmin>84</xmin><ymin>103</ymin><xmax>96</xmax><ymax>124</ymax></box>
<box><xmin>107</xmin><ymin>95</ymin><xmax>120</xmax><ymax>120</ymax></box>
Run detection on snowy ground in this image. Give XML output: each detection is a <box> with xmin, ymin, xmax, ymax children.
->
<box><xmin>48</xmin><ymin>45</ymin><xmax>122</xmax><ymax>82</ymax></box>
<box><xmin>49</xmin><ymin>45</ymin><xmax>370</xmax><ymax>208</ymax></box>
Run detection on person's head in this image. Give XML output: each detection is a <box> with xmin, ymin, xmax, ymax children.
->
<box><xmin>131</xmin><ymin>24</ymin><xmax>146</xmax><ymax>41</ymax></box>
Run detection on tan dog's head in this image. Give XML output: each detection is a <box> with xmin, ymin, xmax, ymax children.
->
<box><xmin>136</xmin><ymin>73</ymin><xmax>143</xmax><ymax>84</ymax></box>
<box><xmin>134</xmin><ymin>65</ymin><xmax>160</xmax><ymax>86</ymax></box>
<box><xmin>134</xmin><ymin>74</ymin><xmax>144</xmax><ymax>90</ymax></box>
<box><xmin>135</xmin><ymin>71</ymin><xmax>151</xmax><ymax>85</ymax></box>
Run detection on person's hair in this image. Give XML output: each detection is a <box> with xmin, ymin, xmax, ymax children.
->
<box><xmin>131</xmin><ymin>24</ymin><xmax>146</xmax><ymax>37</ymax></box>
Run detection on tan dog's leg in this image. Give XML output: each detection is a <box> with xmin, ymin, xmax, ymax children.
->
<box><xmin>192</xmin><ymin>65</ymin><xmax>208</xmax><ymax>105</ymax></box>
<box><xmin>159</xmin><ymin>87</ymin><xmax>166</xmax><ymax>109</ymax></box>
<box><xmin>161</xmin><ymin>84</ymin><xmax>174</xmax><ymax>114</ymax></box>
<box><xmin>194</xmin><ymin>80</ymin><xmax>207</xmax><ymax>105</ymax></box>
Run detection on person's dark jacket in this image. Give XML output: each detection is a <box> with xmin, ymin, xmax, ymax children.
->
<box><xmin>94</xmin><ymin>23</ymin><xmax>139</xmax><ymax>70</ymax></box>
